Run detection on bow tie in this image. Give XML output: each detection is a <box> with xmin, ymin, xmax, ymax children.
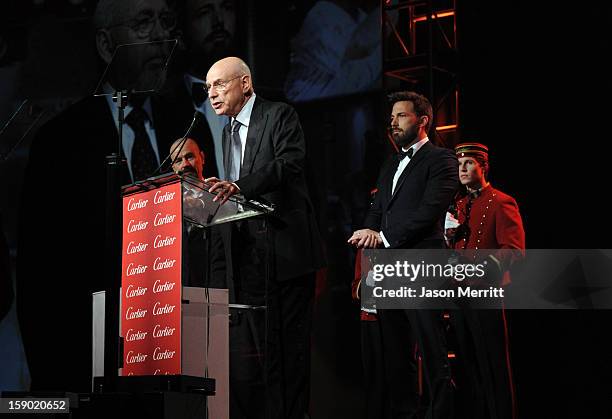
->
<box><xmin>398</xmin><ymin>148</ymin><xmax>414</xmax><ymax>161</ymax></box>
<box><xmin>191</xmin><ymin>82</ymin><xmax>207</xmax><ymax>108</ymax></box>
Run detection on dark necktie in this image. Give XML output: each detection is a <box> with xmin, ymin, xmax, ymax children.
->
<box><xmin>191</xmin><ymin>82</ymin><xmax>207</xmax><ymax>108</ymax></box>
<box><xmin>227</xmin><ymin>119</ymin><xmax>242</xmax><ymax>182</ymax></box>
<box><xmin>398</xmin><ymin>147</ymin><xmax>414</xmax><ymax>161</ymax></box>
<box><xmin>468</xmin><ymin>189</ymin><xmax>482</xmax><ymax>199</ymax></box>
<box><xmin>125</xmin><ymin>104</ymin><xmax>157</xmax><ymax>181</ymax></box>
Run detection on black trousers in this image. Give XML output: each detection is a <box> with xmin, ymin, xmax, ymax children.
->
<box><xmin>450</xmin><ymin>308</ymin><xmax>516</xmax><ymax>419</ymax></box>
<box><xmin>229</xmin><ymin>275</ymin><xmax>314</xmax><ymax>419</ymax></box>
<box><xmin>377</xmin><ymin>309</ymin><xmax>454</xmax><ymax>419</ymax></box>
<box><xmin>361</xmin><ymin>315</ymin><xmax>392</xmax><ymax>419</ymax></box>
<box><xmin>229</xmin><ymin>220</ymin><xmax>314</xmax><ymax>419</ymax></box>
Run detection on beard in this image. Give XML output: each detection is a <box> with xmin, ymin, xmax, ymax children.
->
<box><xmin>203</xmin><ymin>30</ymin><xmax>233</xmax><ymax>53</ymax></box>
<box><xmin>189</xmin><ymin>32</ymin><xmax>235</xmax><ymax>75</ymax></box>
<box><xmin>392</xmin><ymin>125</ymin><xmax>418</xmax><ymax>148</ymax></box>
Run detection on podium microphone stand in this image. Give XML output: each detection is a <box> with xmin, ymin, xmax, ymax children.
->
<box><xmin>92</xmin><ymin>39</ymin><xmax>178</xmax><ymax>392</ymax></box>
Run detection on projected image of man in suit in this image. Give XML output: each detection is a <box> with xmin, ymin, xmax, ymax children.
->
<box><xmin>94</xmin><ymin>0</ymin><xmax>177</xmax><ymax>92</ymax></box>
<box><xmin>17</xmin><ymin>0</ymin><xmax>185</xmax><ymax>393</ymax></box>
<box><xmin>182</xmin><ymin>0</ymin><xmax>237</xmax><ymax>76</ymax></box>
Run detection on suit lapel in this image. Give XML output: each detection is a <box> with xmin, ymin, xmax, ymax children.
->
<box><xmin>240</xmin><ymin>97</ymin><xmax>268</xmax><ymax>177</ymax></box>
<box><xmin>387</xmin><ymin>141</ymin><xmax>433</xmax><ymax>207</ymax></box>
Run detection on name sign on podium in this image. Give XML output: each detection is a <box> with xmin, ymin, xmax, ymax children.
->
<box><xmin>121</xmin><ymin>181</ymin><xmax>182</xmax><ymax>375</ymax></box>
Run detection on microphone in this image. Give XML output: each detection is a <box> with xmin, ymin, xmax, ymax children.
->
<box><xmin>149</xmin><ymin>110</ymin><xmax>201</xmax><ymax>178</ymax></box>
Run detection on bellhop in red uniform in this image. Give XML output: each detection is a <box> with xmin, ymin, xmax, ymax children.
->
<box><xmin>453</xmin><ymin>184</ymin><xmax>524</xmax><ymax>251</ymax></box>
<box><xmin>451</xmin><ymin>184</ymin><xmax>525</xmax><ymax>286</ymax></box>
<box><xmin>446</xmin><ymin>142</ymin><xmax>525</xmax><ymax>419</ymax></box>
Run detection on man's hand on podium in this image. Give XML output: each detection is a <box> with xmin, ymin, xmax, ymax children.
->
<box><xmin>206</xmin><ymin>177</ymin><xmax>240</xmax><ymax>205</ymax></box>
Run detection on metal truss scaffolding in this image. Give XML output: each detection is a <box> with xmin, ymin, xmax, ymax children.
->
<box><xmin>383</xmin><ymin>0</ymin><xmax>459</xmax><ymax>147</ymax></box>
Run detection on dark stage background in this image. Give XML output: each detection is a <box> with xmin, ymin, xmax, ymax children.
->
<box><xmin>1</xmin><ymin>0</ymin><xmax>611</xmax><ymax>417</ymax></box>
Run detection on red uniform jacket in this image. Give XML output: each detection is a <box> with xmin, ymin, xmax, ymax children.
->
<box><xmin>452</xmin><ymin>184</ymin><xmax>525</xmax><ymax>284</ymax></box>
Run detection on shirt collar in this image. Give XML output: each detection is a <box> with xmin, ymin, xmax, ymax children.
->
<box><xmin>402</xmin><ymin>137</ymin><xmax>429</xmax><ymax>155</ymax></box>
<box><xmin>468</xmin><ymin>182</ymin><xmax>491</xmax><ymax>199</ymax></box>
<box><xmin>233</xmin><ymin>93</ymin><xmax>256</xmax><ymax>128</ymax></box>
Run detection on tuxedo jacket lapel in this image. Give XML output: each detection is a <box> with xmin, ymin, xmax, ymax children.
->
<box><xmin>387</xmin><ymin>141</ymin><xmax>433</xmax><ymax>207</ymax></box>
<box><xmin>383</xmin><ymin>159</ymin><xmax>398</xmax><ymax>207</ymax></box>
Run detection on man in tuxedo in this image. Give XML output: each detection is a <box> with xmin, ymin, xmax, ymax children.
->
<box><xmin>17</xmin><ymin>0</ymin><xmax>183</xmax><ymax>392</ymax></box>
<box><xmin>348</xmin><ymin>91</ymin><xmax>458</xmax><ymax>418</ymax></box>
<box><xmin>205</xmin><ymin>56</ymin><xmax>325</xmax><ymax>419</ymax></box>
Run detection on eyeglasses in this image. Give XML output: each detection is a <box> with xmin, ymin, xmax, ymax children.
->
<box><xmin>204</xmin><ymin>75</ymin><xmax>244</xmax><ymax>95</ymax></box>
<box><xmin>108</xmin><ymin>11</ymin><xmax>177</xmax><ymax>39</ymax></box>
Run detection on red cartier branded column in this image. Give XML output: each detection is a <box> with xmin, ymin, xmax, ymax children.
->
<box><xmin>121</xmin><ymin>182</ymin><xmax>182</xmax><ymax>376</ymax></box>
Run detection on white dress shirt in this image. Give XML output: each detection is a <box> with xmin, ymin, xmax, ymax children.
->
<box><xmin>381</xmin><ymin>137</ymin><xmax>430</xmax><ymax>247</ymax></box>
<box><xmin>232</xmin><ymin>93</ymin><xmax>257</xmax><ymax>165</ymax></box>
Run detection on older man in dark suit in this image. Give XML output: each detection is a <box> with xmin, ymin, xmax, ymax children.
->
<box><xmin>204</xmin><ymin>56</ymin><xmax>325</xmax><ymax>419</ymax></box>
<box><xmin>349</xmin><ymin>91</ymin><xmax>458</xmax><ymax>418</ymax></box>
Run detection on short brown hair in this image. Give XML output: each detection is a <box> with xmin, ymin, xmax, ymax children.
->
<box><xmin>387</xmin><ymin>91</ymin><xmax>433</xmax><ymax>131</ymax></box>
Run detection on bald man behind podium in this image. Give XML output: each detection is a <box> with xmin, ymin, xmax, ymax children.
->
<box><xmin>205</xmin><ymin>57</ymin><xmax>325</xmax><ymax>419</ymax></box>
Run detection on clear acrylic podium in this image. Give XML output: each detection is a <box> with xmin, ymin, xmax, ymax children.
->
<box><xmin>93</xmin><ymin>172</ymin><xmax>274</xmax><ymax>419</ymax></box>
